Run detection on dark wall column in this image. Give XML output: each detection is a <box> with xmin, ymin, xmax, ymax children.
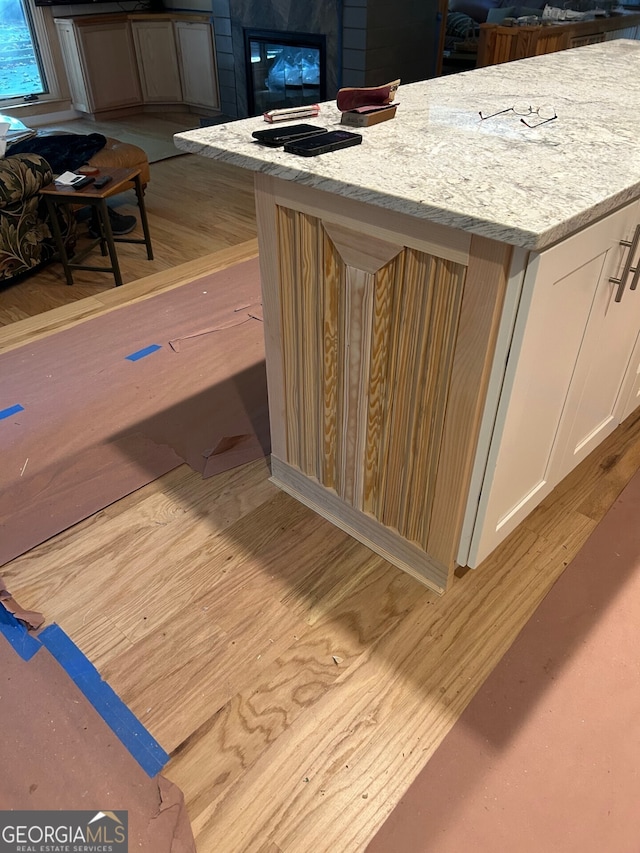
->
<box><xmin>342</xmin><ymin>0</ymin><xmax>442</xmax><ymax>88</ymax></box>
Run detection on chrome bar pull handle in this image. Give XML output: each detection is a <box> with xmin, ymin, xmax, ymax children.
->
<box><xmin>610</xmin><ymin>223</ymin><xmax>640</xmax><ymax>303</ymax></box>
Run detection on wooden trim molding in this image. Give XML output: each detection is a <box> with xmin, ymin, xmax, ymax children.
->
<box><xmin>257</xmin><ymin>174</ymin><xmax>471</xmax><ymax>266</ymax></box>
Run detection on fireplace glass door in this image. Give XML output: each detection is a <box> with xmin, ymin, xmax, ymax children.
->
<box><xmin>245</xmin><ymin>29</ymin><xmax>326</xmax><ymax>116</ymax></box>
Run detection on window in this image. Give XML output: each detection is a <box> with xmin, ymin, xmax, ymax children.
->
<box><xmin>0</xmin><ymin>0</ymin><xmax>48</xmax><ymax>101</ymax></box>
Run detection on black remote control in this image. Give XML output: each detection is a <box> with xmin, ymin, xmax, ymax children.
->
<box><xmin>72</xmin><ymin>175</ymin><xmax>95</xmax><ymax>189</ymax></box>
<box><xmin>94</xmin><ymin>175</ymin><xmax>113</xmax><ymax>189</ymax></box>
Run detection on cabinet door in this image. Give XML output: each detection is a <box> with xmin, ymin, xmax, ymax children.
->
<box><xmin>467</xmin><ymin>201</ymin><xmax>638</xmax><ymax>567</ymax></box>
<box><xmin>552</xmin><ymin>204</ymin><xmax>640</xmax><ymax>479</ymax></box>
<box><xmin>620</xmin><ymin>333</ymin><xmax>640</xmax><ymax>421</ymax></box>
<box><xmin>174</xmin><ymin>21</ymin><xmax>219</xmax><ymax>109</ymax></box>
<box><xmin>75</xmin><ymin>20</ymin><xmax>142</xmax><ymax>112</ymax></box>
<box><xmin>55</xmin><ymin>20</ymin><xmax>91</xmax><ymax>112</ymax></box>
<box><xmin>132</xmin><ymin>20</ymin><xmax>182</xmax><ymax>103</ymax></box>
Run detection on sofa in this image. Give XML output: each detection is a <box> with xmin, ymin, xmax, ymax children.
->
<box><xmin>0</xmin><ymin>153</ymin><xmax>76</xmax><ymax>284</ymax></box>
<box><xmin>0</xmin><ymin>135</ymin><xmax>150</xmax><ymax>285</ymax></box>
<box><xmin>444</xmin><ymin>0</ymin><xmax>549</xmax><ymax>52</ymax></box>
<box><xmin>447</xmin><ymin>0</ymin><xmax>551</xmax><ymax>28</ymax></box>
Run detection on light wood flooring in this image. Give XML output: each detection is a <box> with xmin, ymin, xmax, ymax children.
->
<box><xmin>4</xmin><ymin>394</ymin><xmax>640</xmax><ymax>852</ymax></box>
<box><xmin>2</xmin><ymin>123</ymin><xmax>640</xmax><ymax>852</ymax></box>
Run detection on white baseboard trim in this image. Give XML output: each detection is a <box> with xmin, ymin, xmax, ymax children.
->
<box><xmin>28</xmin><ymin>109</ymin><xmax>82</xmax><ymax>127</ymax></box>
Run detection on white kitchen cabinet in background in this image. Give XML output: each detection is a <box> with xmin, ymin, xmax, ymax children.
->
<box><xmin>56</xmin><ymin>14</ymin><xmax>219</xmax><ymax>118</ymax></box>
<box><xmin>131</xmin><ymin>19</ymin><xmax>182</xmax><ymax>104</ymax></box>
<box><xmin>174</xmin><ymin>20</ymin><xmax>220</xmax><ymax>111</ymax></box>
<box><xmin>133</xmin><ymin>18</ymin><xmax>219</xmax><ymax>110</ymax></box>
<box><xmin>55</xmin><ymin>16</ymin><xmax>142</xmax><ymax>115</ymax></box>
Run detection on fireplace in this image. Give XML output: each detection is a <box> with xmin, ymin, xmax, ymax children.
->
<box><xmin>210</xmin><ymin>0</ymin><xmax>437</xmax><ymax>120</ymax></box>
<box><xmin>244</xmin><ymin>29</ymin><xmax>327</xmax><ymax>117</ymax></box>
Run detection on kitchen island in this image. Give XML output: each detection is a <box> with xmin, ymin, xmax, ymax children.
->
<box><xmin>175</xmin><ymin>40</ymin><xmax>640</xmax><ymax>593</ymax></box>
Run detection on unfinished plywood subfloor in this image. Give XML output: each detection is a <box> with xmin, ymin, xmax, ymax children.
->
<box><xmin>0</xmin><ymin>250</ymin><xmax>268</xmax><ymax>566</ymax></box>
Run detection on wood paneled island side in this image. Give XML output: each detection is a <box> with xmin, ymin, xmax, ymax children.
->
<box><xmin>175</xmin><ymin>40</ymin><xmax>640</xmax><ymax>592</ymax></box>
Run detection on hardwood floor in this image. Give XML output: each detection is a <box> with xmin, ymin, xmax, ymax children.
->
<box><xmin>2</xmin><ymin>131</ymin><xmax>640</xmax><ymax>852</ymax></box>
<box><xmin>4</xmin><ymin>405</ymin><xmax>640</xmax><ymax>852</ymax></box>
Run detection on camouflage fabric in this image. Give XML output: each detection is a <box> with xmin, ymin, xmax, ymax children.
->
<box><xmin>0</xmin><ymin>153</ymin><xmax>77</xmax><ymax>282</ymax></box>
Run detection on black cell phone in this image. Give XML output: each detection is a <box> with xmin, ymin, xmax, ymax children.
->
<box><xmin>252</xmin><ymin>123</ymin><xmax>327</xmax><ymax>147</ymax></box>
<box><xmin>283</xmin><ymin>130</ymin><xmax>363</xmax><ymax>157</ymax></box>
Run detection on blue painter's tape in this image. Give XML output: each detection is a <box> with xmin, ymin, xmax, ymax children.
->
<box><xmin>125</xmin><ymin>344</ymin><xmax>162</xmax><ymax>362</ymax></box>
<box><xmin>0</xmin><ymin>404</ymin><xmax>25</xmax><ymax>421</ymax></box>
<box><xmin>38</xmin><ymin>624</ymin><xmax>169</xmax><ymax>777</ymax></box>
<box><xmin>0</xmin><ymin>605</ymin><xmax>41</xmax><ymax>661</ymax></box>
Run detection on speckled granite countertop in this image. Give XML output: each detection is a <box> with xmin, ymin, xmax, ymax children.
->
<box><xmin>175</xmin><ymin>40</ymin><xmax>640</xmax><ymax>250</ymax></box>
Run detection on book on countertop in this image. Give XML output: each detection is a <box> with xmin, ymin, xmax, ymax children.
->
<box><xmin>340</xmin><ymin>104</ymin><xmax>398</xmax><ymax>127</ymax></box>
<box><xmin>336</xmin><ymin>79</ymin><xmax>400</xmax><ymax>113</ymax></box>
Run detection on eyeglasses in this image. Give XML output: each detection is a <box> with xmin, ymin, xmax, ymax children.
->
<box><xmin>479</xmin><ymin>103</ymin><xmax>557</xmax><ymax>128</ymax></box>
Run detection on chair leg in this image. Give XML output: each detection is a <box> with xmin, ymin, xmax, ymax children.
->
<box><xmin>43</xmin><ymin>195</ymin><xmax>74</xmax><ymax>286</ymax></box>
<box><xmin>90</xmin><ymin>209</ymin><xmax>108</xmax><ymax>256</ymax></box>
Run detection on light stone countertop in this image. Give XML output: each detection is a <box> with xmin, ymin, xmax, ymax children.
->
<box><xmin>175</xmin><ymin>40</ymin><xmax>640</xmax><ymax>250</ymax></box>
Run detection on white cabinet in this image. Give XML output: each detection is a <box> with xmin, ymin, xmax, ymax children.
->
<box><xmin>131</xmin><ymin>20</ymin><xmax>182</xmax><ymax>104</ymax></box>
<box><xmin>175</xmin><ymin>20</ymin><xmax>219</xmax><ymax>110</ymax></box>
<box><xmin>552</xmin><ymin>213</ymin><xmax>640</xmax><ymax>479</ymax></box>
<box><xmin>55</xmin><ymin>16</ymin><xmax>142</xmax><ymax>116</ymax></box>
<box><xmin>132</xmin><ymin>17</ymin><xmax>219</xmax><ymax>110</ymax></box>
<box><xmin>621</xmin><ymin>333</ymin><xmax>640</xmax><ymax>421</ymax></box>
<box><xmin>464</xmin><ymin>199</ymin><xmax>640</xmax><ymax>567</ymax></box>
<box><xmin>56</xmin><ymin>14</ymin><xmax>219</xmax><ymax>117</ymax></box>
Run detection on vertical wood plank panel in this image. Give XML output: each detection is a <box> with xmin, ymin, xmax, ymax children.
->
<box><xmin>375</xmin><ymin>251</ymin><xmax>406</xmax><ymax>522</ymax></box>
<box><xmin>276</xmin><ymin>205</ymin><xmax>301</xmax><ymax>469</ymax></box>
<box><xmin>314</xmin><ymin>222</ymin><xmax>325</xmax><ymax>480</ymax></box>
<box><xmin>254</xmin><ymin>176</ymin><xmax>286</xmax><ymax>461</ymax></box>
<box><xmin>381</xmin><ymin>250</ymin><xmax>426</xmax><ymax>530</ymax></box>
<box><xmin>298</xmin><ymin>212</ymin><xmax>320</xmax><ymax>477</ymax></box>
<box><xmin>322</xmin><ymin>229</ymin><xmax>341</xmax><ymax>490</ymax></box>
<box><xmin>426</xmin><ymin>236</ymin><xmax>512</xmax><ymax>570</ymax></box>
<box><xmin>412</xmin><ymin>260</ymin><xmax>466</xmax><ymax>546</ymax></box>
<box><xmin>400</xmin><ymin>254</ymin><xmax>438</xmax><ymax>540</ymax></box>
<box><xmin>363</xmin><ymin>257</ymin><xmax>397</xmax><ymax>514</ymax></box>
<box><xmin>335</xmin><ymin>245</ymin><xmax>348</xmax><ymax>499</ymax></box>
<box><xmin>340</xmin><ymin>267</ymin><xmax>374</xmax><ymax>507</ymax></box>
<box><xmin>394</xmin><ymin>252</ymin><xmax>432</xmax><ymax>536</ymax></box>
